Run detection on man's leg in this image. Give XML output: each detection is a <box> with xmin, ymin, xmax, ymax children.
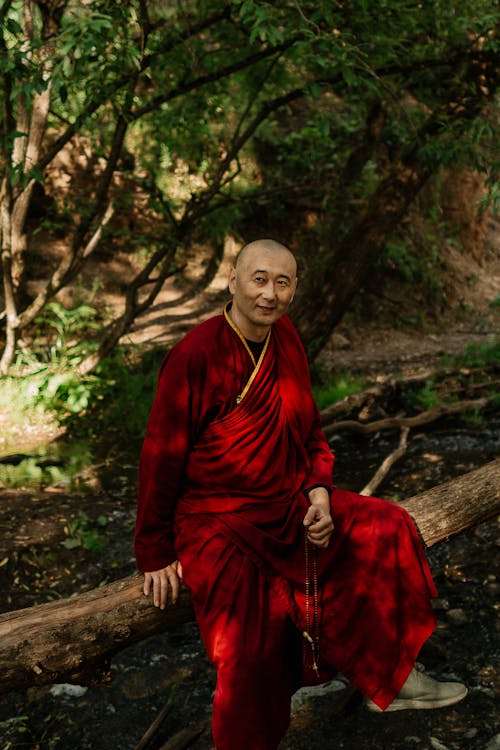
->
<box><xmin>182</xmin><ymin>534</ymin><xmax>299</xmax><ymax>750</ymax></box>
<box><xmin>317</xmin><ymin>489</ymin><xmax>466</xmax><ymax>710</ymax></box>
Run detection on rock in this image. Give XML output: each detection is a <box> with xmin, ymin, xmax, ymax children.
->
<box><xmin>433</xmin><ymin>598</ymin><xmax>450</xmax><ymax>611</ymax></box>
<box><xmin>446</xmin><ymin>608</ymin><xmax>468</xmax><ymax>625</ymax></box>
<box><xmin>429</xmin><ymin>738</ymin><xmax>450</xmax><ymax>750</ymax></box>
<box><xmin>291</xmin><ymin>679</ymin><xmax>347</xmax><ymax>710</ymax></box>
<box><xmin>49</xmin><ymin>683</ymin><xmax>88</xmax><ymax>698</ymax></box>
<box><xmin>330</xmin><ymin>333</ymin><xmax>351</xmax><ymax>349</ymax></box>
<box><xmin>463</xmin><ymin>728</ymin><xmax>478</xmax><ymax>738</ymax></box>
<box><xmin>485</xmin><ymin>735</ymin><xmax>500</xmax><ymax>750</ymax></box>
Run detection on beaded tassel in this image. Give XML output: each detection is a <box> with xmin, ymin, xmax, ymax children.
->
<box><xmin>303</xmin><ymin>531</ymin><xmax>320</xmax><ymax>677</ymax></box>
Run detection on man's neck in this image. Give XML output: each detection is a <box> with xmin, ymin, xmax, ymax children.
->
<box><xmin>228</xmin><ymin>305</ymin><xmax>269</xmax><ymax>342</ymax></box>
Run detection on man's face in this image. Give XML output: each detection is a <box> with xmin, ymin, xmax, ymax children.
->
<box><xmin>228</xmin><ymin>245</ymin><xmax>298</xmax><ymax>341</ymax></box>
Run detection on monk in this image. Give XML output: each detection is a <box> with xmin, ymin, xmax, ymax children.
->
<box><xmin>135</xmin><ymin>239</ymin><xmax>467</xmax><ymax>750</ymax></box>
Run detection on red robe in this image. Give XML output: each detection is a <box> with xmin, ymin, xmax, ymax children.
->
<box><xmin>135</xmin><ymin>311</ymin><xmax>437</xmax><ymax>750</ymax></box>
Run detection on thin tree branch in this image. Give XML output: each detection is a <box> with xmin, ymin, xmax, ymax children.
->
<box><xmin>130</xmin><ymin>37</ymin><xmax>302</xmax><ymax>120</ymax></box>
<box><xmin>81</xmin><ymin>202</ymin><xmax>114</xmax><ymax>258</ymax></box>
<box><xmin>360</xmin><ymin>427</ymin><xmax>410</xmax><ymax>496</ymax></box>
<box><xmin>324</xmin><ymin>398</ymin><xmax>490</xmax><ymax>437</ymax></box>
<box><xmin>181</xmin><ymin>86</ymin><xmax>307</xmax><ymax>224</ymax></box>
<box><xmin>39</xmin><ymin>6</ymin><xmax>233</xmax><ymax>170</ymax></box>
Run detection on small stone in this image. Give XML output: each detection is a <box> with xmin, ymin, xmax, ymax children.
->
<box><xmin>463</xmin><ymin>728</ymin><xmax>478</xmax><ymax>738</ymax></box>
<box><xmin>486</xmin><ymin>736</ymin><xmax>500</xmax><ymax>750</ymax></box>
<box><xmin>330</xmin><ymin>333</ymin><xmax>351</xmax><ymax>349</ymax></box>
<box><xmin>291</xmin><ymin>679</ymin><xmax>347</xmax><ymax>710</ymax></box>
<box><xmin>49</xmin><ymin>683</ymin><xmax>88</xmax><ymax>698</ymax></box>
<box><xmin>433</xmin><ymin>598</ymin><xmax>450</xmax><ymax>611</ymax></box>
<box><xmin>446</xmin><ymin>608</ymin><xmax>468</xmax><ymax>625</ymax></box>
<box><xmin>404</xmin><ymin>738</ymin><xmax>422</xmax><ymax>744</ymax></box>
<box><xmin>429</xmin><ymin>737</ymin><xmax>450</xmax><ymax>750</ymax></box>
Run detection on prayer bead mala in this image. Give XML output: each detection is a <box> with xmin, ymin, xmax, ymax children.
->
<box><xmin>303</xmin><ymin>532</ymin><xmax>320</xmax><ymax>678</ymax></box>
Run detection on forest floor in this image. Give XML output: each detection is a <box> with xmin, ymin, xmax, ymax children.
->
<box><xmin>0</xmin><ymin>219</ymin><xmax>499</xmax><ymax>749</ymax></box>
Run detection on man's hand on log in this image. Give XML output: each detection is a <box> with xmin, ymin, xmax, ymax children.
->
<box><xmin>304</xmin><ymin>487</ymin><xmax>334</xmax><ymax>549</ymax></box>
<box><xmin>143</xmin><ymin>560</ymin><xmax>183</xmax><ymax>609</ymax></box>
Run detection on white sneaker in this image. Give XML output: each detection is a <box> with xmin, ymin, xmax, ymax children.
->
<box><xmin>366</xmin><ymin>666</ymin><xmax>468</xmax><ymax>712</ymax></box>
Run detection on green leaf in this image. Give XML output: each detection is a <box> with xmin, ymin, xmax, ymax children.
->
<box><xmin>61</xmin><ymin>538</ymin><xmax>81</xmax><ymax>550</ymax></box>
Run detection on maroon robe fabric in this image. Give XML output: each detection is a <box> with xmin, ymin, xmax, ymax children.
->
<box><xmin>135</xmin><ymin>311</ymin><xmax>437</xmax><ymax>750</ymax></box>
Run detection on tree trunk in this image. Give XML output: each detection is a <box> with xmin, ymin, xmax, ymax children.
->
<box><xmin>295</xmin><ymin>52</ymin><xmax>499</xmax><ymax>359</ymax></box>
<box><xmin>0</xmin><ymin>459</ymin><xmax>498</xmax><ymax>695</ymax></box>
<box><xmin>295</xmin><ymin>163</ymin><xmax>431</xmax><ymax>358</ymax></box>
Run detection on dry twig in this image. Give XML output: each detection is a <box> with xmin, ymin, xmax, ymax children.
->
<box><xmin>158</xmin><ymin>720</ymin><xmax>209</xmax><ymax>750</ymax></box>
<box><xmin>323</xmin><ymin>397</ymin><xmax>489</xmax><ymax>437</ymax></box>
<box><xmin>133</xmin><ymin>701</ymin><xmax>173</xmax><ymax>750</ymax></box>
<box><xmin>360</xmin><ymin>427</ymin><xmax>410</xmax><ymax>496</ymax></box>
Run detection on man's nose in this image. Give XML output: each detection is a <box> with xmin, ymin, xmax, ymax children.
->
<box><xmin>261</xmin><ymin>281</ymin><xmax>276</xmax><ymax>301</ymax></box>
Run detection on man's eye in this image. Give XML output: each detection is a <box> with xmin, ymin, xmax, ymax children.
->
<box><xmin>277</xmin><ymin>280</ymin><xmax>289</xmax><ymax>287</ymax></box>
<box><xmin>254</xmin><ymin>276</ymin><xmax>265</xmax><ymax>283</ymax></box>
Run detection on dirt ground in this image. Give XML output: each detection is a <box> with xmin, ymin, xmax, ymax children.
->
<box><xmin>0</xmin><ymin>434</ymin><xmax>498</xmax><ymax>750</ymax></box>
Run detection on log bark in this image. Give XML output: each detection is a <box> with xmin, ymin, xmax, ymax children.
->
<box><xmin>402</xmin><ymin>458</ymin><xmax>499</xmax><ymax>548</ymax></box>
<box><xmin>0</xmin><ymin>459</ymin><xmax>498</xmax><ymax>695</ymax></box>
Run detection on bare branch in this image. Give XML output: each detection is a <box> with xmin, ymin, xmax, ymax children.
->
<box><xmin>324</xmin><ymin>398</ymin><xmax>490</xmax><ymax>437</ymax></box>
<box><xmin>180</xmin><ymin>86</ymin><xmax>307</xmax><ymax>226</ymax></box>
<box><xmin>81</xmin><ymin>202</ymin><xmax>114</xmax><ymax>258</ymax></box>
<box><xmin>360</xmin><ymin>427</ymin><xmax>410</xmax><ymax>496</ymax></box>
<box><xmin>16</xmin><ymin>200</ymin><xmax>114</xmax><ymax>329</ymax></box>
<box><xmin>130</xmin><ymin>38</ymin><xmax>302</xmax><ymax>120</ymax></box>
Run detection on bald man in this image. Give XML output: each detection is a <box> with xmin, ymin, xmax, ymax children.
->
<box><xmin>135</xmin><ymin>239</ymin><xmax>466</xmax><ymax>750</ymax></box>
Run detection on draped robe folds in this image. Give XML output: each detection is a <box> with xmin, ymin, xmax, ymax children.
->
<box><xmin>135</xmin><ymin>312</ymin><xmax>437</xmax><ymax>750</ymax></box>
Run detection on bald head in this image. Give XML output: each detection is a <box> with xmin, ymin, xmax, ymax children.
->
<box><xmin>235</xmin><ymin>239</ymin><xmax>297</xmax><ymax>276</ymax></box>
<box><xmin>228</xmin><ymin>238</ymin><xmax>298</xmax><ymax>341</ymax></box>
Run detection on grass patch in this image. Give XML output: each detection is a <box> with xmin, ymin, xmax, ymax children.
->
<box><xmin>447</xmin><ymin>340</ymin><xmax>499</xmax><ymax>369</ymax></box>
<box><xmin>312</xmin><ymin>374</ymin><xmax>365</xmax><ymax>410</ymax></box>
<box><xmin>403</xmin><ymin>381</ymin><xmax>442</xmax><ymax>411</ymax></box>
<box><xmin>0</xmin><ymin>344</ymin><xmax>165</xmax><ymax>451</ymax></box>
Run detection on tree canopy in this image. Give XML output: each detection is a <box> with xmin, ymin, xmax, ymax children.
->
<box><xmin>1</xmin><ymin>0</ymin><xmax>498</xmax><ymax>372</ymax></box>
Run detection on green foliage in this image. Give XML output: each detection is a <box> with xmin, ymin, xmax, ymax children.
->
<box><xmin>61</xmin><ymin>346</ymin><xmax>164</xmax><ymax>439</ymax></box>
<box><xmin>378</xmin><ymin>227</ymin><xmax>445</xmax><ymax>300</ymax></box>
<box><xmin>0</xmin><ymin>714</ymin><xmax>31</xmax><ymax>749</ymax></box>
<box><xmin>0</xmin><ymin>297</ymin><xmax>162</xmax><ymax>446</ymax></box>
<box><xmin>462</xmin><ymin>409</ymin><xmax>486</xmax><ymax>428</ymax></box>
<box><xmin>443</xmin><ymin>340</ymin><xmax>499</xmax><ymax>369</ymax></box>
<box><xmin>401</xmin><ymin>341</ymin><xmax>499</xmax><ymax>416</ymax></box>
<box><xmin>34</xmin><ymin>302</ymin><xmax>101</xmax><ymax>361</ymax></box>
<box><xmin>6</xmin><ymin>302</ymin><xmax>102</xmax><ymax>418</ymax></box>
<box><xmin>403</xmin><ymin>381</ymin><xmax>441</xmax><ymax>411</ymax></box>
<box><xmin>61</xmin><ymin>511</ymin><xmax>107</xmax><ymax>552</ymax></box>
<box><xmin>1</xmin><ymin>0</ymin><xmax>498</xmax><ymax>371</ymax></box>
<box><xmin>312</xmin><ymin>373</ymin><xmax>365</xmax><ymax>410</ymax></box>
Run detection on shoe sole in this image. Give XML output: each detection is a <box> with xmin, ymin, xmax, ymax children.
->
<box><xmin>366</xmin><ymin>686</ymin><xmax>468</xmax><ymax>713</ymax></box>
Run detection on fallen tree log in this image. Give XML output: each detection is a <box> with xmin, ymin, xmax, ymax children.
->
<box><xmin>323</xmin><ymin>397</ymin><xmax>490</xmax><ymax>436</ymax></box>
<box><xmin>317</xmin><ymin>368</ymin><xmax>495</xmax><ymax>425</ymax></box>
<box><xmin>0</xmin><ymin>459</ymin><xmax>498</xmax><ymax>695</ymax></box>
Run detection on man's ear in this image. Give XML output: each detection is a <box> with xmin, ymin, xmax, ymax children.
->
<box><xmin>228</xmin><ymin>267</ymin><xmax>237</xmax><ymax>294</ymax></box>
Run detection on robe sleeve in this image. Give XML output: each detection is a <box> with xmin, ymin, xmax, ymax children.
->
<box><xmin>134</xmin><ymin>344</ymin><xmax>206</xmax><ymax>572</ymax></box>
